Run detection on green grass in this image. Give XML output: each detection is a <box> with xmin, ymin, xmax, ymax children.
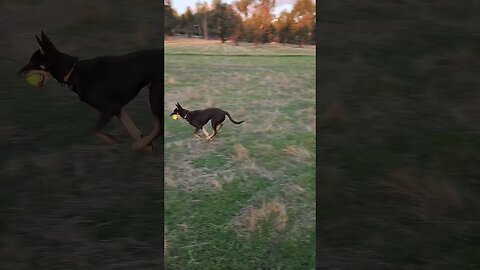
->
<box><xmin>164</xmin><ymin>40</ymin><xmax>315</xmax><ymax>269</ymax></box>
<box><xmin>319</xmin><ymin>1</ymin><xmax>480</xmax><ymax>269</ymax></box>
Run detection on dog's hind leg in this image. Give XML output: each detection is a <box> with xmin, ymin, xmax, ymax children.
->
<box><xmin>207</xmin><ymin>121</ymin><xmax>223</xmax><ymax>141</ymax></box>
<box><xmin>94</xmin><ymin>112</ymin><xmax>117</xmax><ymax>144</ymax></box>
<box><xmin>131</xmin><ymin>117</ymin><xmax>160</xmax><ymax>150</ymax></box>
<box><xmin>131</xmin><ymin>80</ymin><xmax>162</xmax><ymax>151</ymax></box>
<box><xmin>209</xmin><ymin>123</ymin><xmax>223</xmax><ymax>140</ymax></box>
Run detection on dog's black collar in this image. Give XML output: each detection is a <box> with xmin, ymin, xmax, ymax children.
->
<box><xmin>63</xmin><ymin>61</ymin><xmax>78</xmax><ymax>91</ymax></box>
<box><xmin>64</xmin><ymin>80</ymin><xmax>76</xmax><ymax>92</ymax></box>
<box><xmin>66</xmin><ymin>83</ymin><xmax>75</xmax><ymax>91</ymax></box>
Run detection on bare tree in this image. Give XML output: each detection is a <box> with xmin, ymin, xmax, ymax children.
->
<box><xmin>196</xmin><ymin>1</ymin><xmax>209</xmax><ymax>40</ymax></box>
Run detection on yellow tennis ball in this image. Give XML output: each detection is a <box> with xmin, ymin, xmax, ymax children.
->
<box><xmin>26</xmin><ymin>73</ymin><xmax>43</xmax><ymax>87</ymax></box>
<box><xmin>172</xmin><ymin>114</ymin><xmax>179</xmax><ymax>120</ymax></box>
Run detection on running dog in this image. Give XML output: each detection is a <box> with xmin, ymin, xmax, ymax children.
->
<box><xmin>170</xmin><ymin>102</ymin><xmax>244</xmax><ymax>141</ymax></box>
<box><xmin>17</xmin><ymin>31</ymin><xmax>162</xmax><ymax>152</ymax></box>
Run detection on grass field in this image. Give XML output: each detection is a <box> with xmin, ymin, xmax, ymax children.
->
<box><xmin>0</xmin><ymin>1</ymin><xmax>315</xmax><ymax>268</ymax></box>
<box><xmin>319</xmin><ymin>1</ymin><xmax>480</xmax><ymax>269</ymax></box>
<box><xmin>164</xmin><ymin>39</ymin><xmax>315</xmax><ymax>269</ymax></box>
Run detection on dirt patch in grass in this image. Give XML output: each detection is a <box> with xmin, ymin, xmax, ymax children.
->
<box><xmin>231</xmin><ymin>200</ymin><xmax>288</xmax><ymax>234</ymax></box>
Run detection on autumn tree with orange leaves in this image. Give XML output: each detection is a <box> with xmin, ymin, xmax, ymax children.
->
<box><xmin>165</xmin><ymin>0</ymin><xmax>315</xmax><ymax>46</ymax></box>
<box><xmin>290</xmin><ymin>0</ymin><xmax>315</xmax><ymax>47</ymax></box>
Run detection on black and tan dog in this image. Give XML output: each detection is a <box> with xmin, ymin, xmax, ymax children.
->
<box><xmin>170</xmin><ymin>102</ymin><xmax>244</xmax><ymax>141</ymax></box>
<box><xmin>18</xmin><ymin>31</ymin><xmax>162</xmax><ymax>151</ymax></box>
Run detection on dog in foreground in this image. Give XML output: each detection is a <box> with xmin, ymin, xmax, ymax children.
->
<box><xmin>18</xmin><ymin>31</ymin><xmax>162</xmax><ymax>152</ymax></box>
<box><xmin>170</xmin><ymin>102</ymin><xmax>244</xmax><ymax>141</ymax></box>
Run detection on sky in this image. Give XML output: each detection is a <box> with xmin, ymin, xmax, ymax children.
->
<box><xmin>170</xmin><ymin>0</ymin><xmax>295</xmax><ymax>17</ymax></box>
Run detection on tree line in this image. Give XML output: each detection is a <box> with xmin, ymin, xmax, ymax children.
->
<box><xmin>164</xmin><ymin>0</ymin><xmax>315</xmax><ymax>46</ymax></box>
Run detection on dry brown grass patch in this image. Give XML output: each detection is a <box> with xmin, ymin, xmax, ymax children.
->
<box><xmin>383</xmin><ymin>170</ymin><xmax>464</xmax><ymax>220</ymax></box>
<box><xmin>164</xmin><ymin>167</ymin><xmax>178</xmax><ymax>188</ymax></box>
<box><xmin>283</xmin><ymin>183</ymin><xmax>306</xmax><ymax>195</ymax></box>
<box><xmin>284</xmin><ymin>146</ymin><xmax>311</xmax><ymax>162</ymax></box>
<box><xmin>167</xmin><ymin>77</ymin><xmax>176</xmax><ymax>85</ymax></box>
<box><xmin>233</xmin><ymin>143</ymin><xmax>250</xmax><ymax>161</ymax></box>
<box><xmin>263</xmin><ymin>122</ymin><xmax>273</xmax><ymax>132</ymax></box>
<box><xmin>177</xmin><ymin>224</ymin><xmax>189</xmax><ymax>232</ymax></box>
<box><xmin>221</xmin><ymin>172</ymin><xmax>236</xmax><ymax>183</ymax></box>
<box><xmin>261</xmin><ymin>74</ymin><xmax>291</xmax><ymax>86</ymax></box>
<box><xmin>232</xmin><ymin>200</ymin><xmax>288</xmax><ymax>234</ymax></box>
<box><xmin>252</xmin><ymin>122</ymin><xmax>274</xmax><ymax>134</ymax></box>
<box><xmin>211</xmin><ymin>179</ymin><xmax>223</xmax><ymax>190</ymax></box>
<box><xmin>205</xmin><ymin>99</ymin><xmax>215</xmax><ymax>107</ymax></box>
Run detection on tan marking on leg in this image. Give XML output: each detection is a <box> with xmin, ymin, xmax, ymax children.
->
<box><xmin>131</xmin><ymin>118</ymin><xmax>160</xmax><ymax>150</ymax></box>
<box><xmin>117</xmin><ymin>108</ymin><xmax>142</xmax><ymax>140</ymax></box>
<box><xmin>141</xmin><ymin>144</ymin><xmax>155</xmax><ymax>153</ymax></box>
<box><xmin>118</xmin><ymin>108</ymin><xmax>155</xmax><ymax>152</ymax></box>
<box><xmin>201</xmin><ymin>127</ymin><xmax>210</xmax><ymax>138</ymax></box>
<box><xmin>95</xmin><ymin>132</ymin><xmax>117</xmax><ymax>145</ymax></box>
<box><xmin>207</xmin><ymin>124</ymin><xmax>222</xmax><ymax>141</ymax></box>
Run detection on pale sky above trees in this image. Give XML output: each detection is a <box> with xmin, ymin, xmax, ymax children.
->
<box><xmin>171</xmin><ymin>0</ymin><xmax>296</xmax><ymax>17</ymax></box>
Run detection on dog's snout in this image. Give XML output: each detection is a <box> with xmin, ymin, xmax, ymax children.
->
<box><xmin>18</xmin><ymin>64</ymin><xmax>33</xmax><ymax>77</ymax></box>
<box><xmin>17</xmin><ymin>68</ymin><xmax>26</xmax><ymax>76</ymax></box>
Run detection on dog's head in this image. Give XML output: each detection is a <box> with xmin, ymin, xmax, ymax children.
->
<box><xmin>170</xmin><ymin>102</ymin><xmax>188</xmax><ymax>118</ymax></box>
<box><xmin>18</xmin><ymin>31</ymin><xmax>77</xmax><ymax>87</ymax></box>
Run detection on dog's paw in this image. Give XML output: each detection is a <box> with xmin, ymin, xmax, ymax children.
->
<box><xmin>141</xmin><ymin>144</ymin><xmax>155</xmax><ymax>153</ymax></box>
<box><xmin>131</xmin><ymin>140</ymin><xmax>146</xmax><ymax>150</ymax></box>
<box><xmin>96</xmin><ymin>133</ymin><xmax>118</xmax><ymax>145</ymax></box>
<box><xmin>145</xmin><ymin>141</ymin><xmax>157</xmax><ymax>153</ymax></box>
<box><xmin>107</xmin><ymin>134</ymin><xmax>119</xmax><ymax>143</ymax></box>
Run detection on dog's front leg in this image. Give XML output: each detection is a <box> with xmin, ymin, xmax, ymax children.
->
<box><xmin>117</xmin><ymin>108</ymin><xmax>142</xmax><ymax>140</ymax></box>
<box><xmin>193</xmin><ymin>128</ymin><xmax>203</xmax><ymax>141</ymax></box>
<box><xmin>201</xmin><ymin>127</ymin><xmax>210</xmax><ymax>140</ymax></box>
<box><xmin>117</xmin><ymin>108</ymin><xmax>154</xmax><ymax>152</ymax></box>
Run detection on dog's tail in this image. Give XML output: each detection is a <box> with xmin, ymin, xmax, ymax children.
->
<box><xmin>225</xmin><ymin>111</ymin><xmax>244</xmax><ymax>124</ymax></box>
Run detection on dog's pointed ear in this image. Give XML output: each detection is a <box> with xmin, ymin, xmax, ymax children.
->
<box><xmin>175</xmin><ymin>102</ymin><xmax>180</xmax><ymax>108</ymax></box>
<box><xmin>35</xmin><ymin>35</ymin><xmax>45</xmax><ymax>54</ymax></box>
<box><xmin>40</xmin><ymin>31</ymin><xmax>58</xmax><ymax>53</ymax></box>
<box><xmin>176</xmin><ymin>102</ymin><xmax>183</xmax><ymax>109</ymax></box>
